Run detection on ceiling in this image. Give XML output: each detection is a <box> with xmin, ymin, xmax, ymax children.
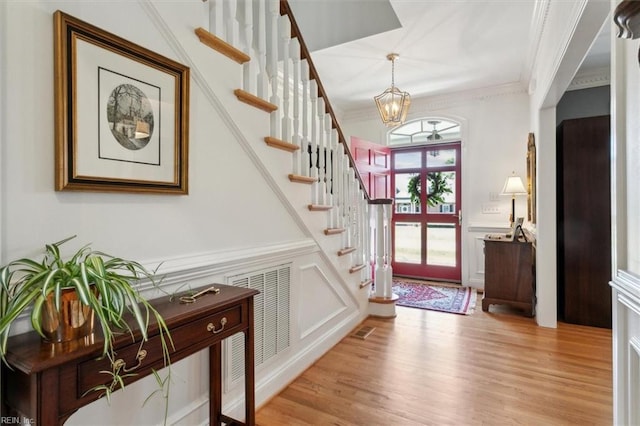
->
<box><xmin>288</xmin><ymin>0</ymin><xmax>611</xmax><ymax>115</ymax></box>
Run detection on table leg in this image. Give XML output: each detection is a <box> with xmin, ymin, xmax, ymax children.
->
<box><xmin>210</xmin><ymin>344</ymin><xmax>222</xmax><ymax>426</ymax></box>
<box><xmin>245</xmin><ymin>302</ymin><xmax>255</xmax><ymax>426</ymax></box>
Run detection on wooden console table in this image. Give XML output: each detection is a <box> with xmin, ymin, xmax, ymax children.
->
<box><xmin>483</xmin><ymin>236</ymin><xmax>536</xmax><ymax>316</ymax></box>
<box><xmin>1</xmin><ymin>284</ymin><xmax>258</xmax><ymax>425</ymax></box>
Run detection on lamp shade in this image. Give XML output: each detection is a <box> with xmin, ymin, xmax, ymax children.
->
<box><xmin>501</xmin><ymin>175</ymin><xmax>527</xmax><ymax>195</ymax></box>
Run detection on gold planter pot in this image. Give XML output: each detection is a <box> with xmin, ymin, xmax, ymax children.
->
<box><xmin>40</xmin><ymin>288</ymin><xmax>95</xmax><ymax>342</ymax></box>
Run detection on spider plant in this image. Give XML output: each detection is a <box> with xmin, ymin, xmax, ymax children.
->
<box><xmin>0</xmin><ymin>235</ymin><xmax>174</xmax><ymax>395</ymax></box>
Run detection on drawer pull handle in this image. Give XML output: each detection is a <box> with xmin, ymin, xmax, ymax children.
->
<box><xmin>113</xmin><ymin>349</ymin><xmax>147</xmax><ymax>373</ymax></box>
<box><xmin>207</xmin><ymin>317</ymin><xmax>228</xmax><ymax>334</ymax></box>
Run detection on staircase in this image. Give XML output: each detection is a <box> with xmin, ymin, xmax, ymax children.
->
<box><xmin>192</xmin><ymin>0</ymin><xmax>392</xmax><ymax>297</ymax></box>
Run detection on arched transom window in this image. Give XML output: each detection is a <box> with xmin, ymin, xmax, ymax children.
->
<box><xmin>389</xmin><ymin>118</ymin><xmax>461</xmax><ymax>146</ymax></box>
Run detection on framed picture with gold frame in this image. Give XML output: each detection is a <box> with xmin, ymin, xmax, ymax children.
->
<box><xmin>54</xmin><ymin>11</ymin><xmax>190</xmax><ymax>194</ymax></box>
<box><xmin>526</xmin><ymin>133</ymin><xmax>536</xmax><ymax>223</ymax></box>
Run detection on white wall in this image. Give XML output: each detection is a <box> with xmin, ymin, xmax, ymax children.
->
<box><xmin>528</xmin><ymin>0</ymin><xmax>611</xmax><ymax>328</ymax></box>
<box><xmin>611</xmin><ymin>0</ymin><xmax>640</xmax><ymax>421</ymax></box>
<box><xmin>1</xmin><ymin>1</ymin><xmax>305</xmax><ymax>260</ymax></box>
<box><xmin>0</xmin><ymin>1</ymin><xmax>368</xmax><ymax>424</ymax></box>
<box><xmin>341</xmin><ymin>86</ymin><xmax>531</xmax><ymax>288</ymax></box>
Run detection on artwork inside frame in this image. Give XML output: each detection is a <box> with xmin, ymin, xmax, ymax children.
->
<box><xmin>53</xmin><ymin>10</ymin><xmax>190</xmax><ymax>194</ymax></box>
<box><xmin>526</xmin><ymin>133</ymin><xmax>536</xmax><ymax>224</ymax></box>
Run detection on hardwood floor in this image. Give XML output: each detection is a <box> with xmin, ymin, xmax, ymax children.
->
<box><xmin>256</xmin><ymin>296</ymin><xmax>612</xmax><ymax>425</ymax></box>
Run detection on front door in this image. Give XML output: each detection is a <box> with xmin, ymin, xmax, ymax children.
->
<box><xmin>350</xmin><ymin>136</ymin><xmax>391</xmax><ymax>199</ymax></box>
<box><xmin>391</xmin><ymin>143</ymin><xmax>462</xmax><ymax>281</ymax></box>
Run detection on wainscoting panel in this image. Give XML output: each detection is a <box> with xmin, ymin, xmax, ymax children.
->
<box><xmin>465</xmin><ymin>223</ymin><xmax>511</xmax><ymax>288</ymax></box>
<box><xmin>298</xmin><ymin>263</ymin><xmax>349</xmax><ymax>340</ymax></box>
<box><xmin>612</xmin><ymin>270</ymin><xmax>640</xmax><ymax>425</ymax></box>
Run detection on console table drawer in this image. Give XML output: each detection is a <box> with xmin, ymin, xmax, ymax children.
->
<box><xmin>3</xmin><ymin>284</ymin><xmax>258</xmax><ymax>426</ymax></box>
<box><xmin>77</xmin><ymin>303</ymin><xmax>243</xmax><ymax>396</ymax></box>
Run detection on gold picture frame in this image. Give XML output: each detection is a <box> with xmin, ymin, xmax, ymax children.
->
<box><xmin>54</xmin><ymin>11</ymin><xmax>190</xmax><ymax>194</ymax></box>
<box><xmin>526</xmin><ymin>133</ymin><xmax>536</xmax><ymax>224</ymax></box>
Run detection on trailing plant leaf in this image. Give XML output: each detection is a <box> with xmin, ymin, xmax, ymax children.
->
<box><xmin>0</xmin><ymin>236</ymin><xmax>174</xmax><ymax>421</ymax></box>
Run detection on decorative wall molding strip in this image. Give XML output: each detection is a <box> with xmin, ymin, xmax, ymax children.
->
<box><xmin>612</xmin><ymin>270</ymin><xmax>640</xmax><ymax>313</ymax></box>
<box><xmin>538</xmin><ymin>0</ymin><xmax>590</xmax><ymax>98</ymax></box>
<box><xmin>524</xmin><ymin>0</ymin><xmax>552</xmax><ymax>89</ymax></box>
<box><xmin>298</xmin><ymin>263</ymin><xmax>348</xmax><ymax>339</ymax></box>
<box><xmin>630</xmin><ymin>336</ymin><xmax>640</xmax><ymax>356</ymax></box>
<box><xmin>467</xmin><ymin>223</ymin><xmax>512</xmax><ymax>233</ymax></box>
<box><xmin>10</xmin><ymin>239</ymin><xmax>319</xmax><ymax>335</ymax></box>
<box><xmin>618</xmin><ymin>293</ymin><xmax>640</xmax><ymax>317</ymax></box>
<box><xmin>138</xmin><ymin>239</ymin><xmax>318</xmax><ymax>293</ymax></box>
<box><xmin>567</xmin><ymin>66</ymin><xmax>610</xmax><ymax>90</ymax></box>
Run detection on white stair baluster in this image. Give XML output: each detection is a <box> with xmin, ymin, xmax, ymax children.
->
<box><xmin>338</xmin><ymin>146</ymin><xmax>347</xmax><ymax>232</ymax></box>
<box><xmin>345</xmin><ymin>168</ymin><xmax>356</xmax><ymax>249</ymax></box>
<box><xmin>280</xmin><ymin>16</ymin><xmax>292</xmax><ymax>144</ymax></box>
<box><xmin>324</xmin><ymin>115</ymin><xmax>333</xmax><ymax>209</ymax></box>
<box><xmin>309</xmin><ymin>80</ymin><xmax>319</xmax><ymax>205</ymax></box>
<box><xmin>301</xmin><ymin>60</ymin><xmax>310</xmax><ymax>178</ymax></box>
<box><xmin>208</xmin><ymin>0</ymin><xmax>224</xmax><ymax>38</ymax></box>
<box><xmin>316</xmin><ymin>97</ymin><xmax>326</xmax><ymax>206</ymax></box>
<box><xmin>256</xmin><ymin>0</ymin><xmax>268</xmax><ymax>100</ymax></box>
<box><xmin>364</xmin><ymin>201</ymin><xmax>372</xmax><ymax>283</ymax></box>
<box><xmin>353</xmin><ymin>188</ymin><xmax>362</xmax><ymax>268</ymax></box>
<box><xmin>333</xmin><ymin>143</ymin><xmax>346</xmax><ymax>231</ymax></box>
<box><xmin>327</xmin><ymin>129</ymin><xmax>338</xmax><ymax>228</ymax></box>
<box><xmin>267</xmin><ymin>0</ymin><xmax>281</xmax><ymax>139</ymax></box>
<box><xmin>238</xmin><ymin>0</ymin><xmax>255</xmax><ymax>94</ymax></box>
<box><xmin>224</xmin><ymin>0</ymin><xmax>239</xmax><ymax>47</ymax></box>
<box><xmin>291</xmin><ymin>37</ymin><xmax>301</xmax><ymax>176</ymax></box>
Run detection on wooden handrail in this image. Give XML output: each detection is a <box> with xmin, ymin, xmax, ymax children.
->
<box><xmin>280</xmin><ymin>0</ymin><xmax>371</xmax><ymax>201</ymax></box>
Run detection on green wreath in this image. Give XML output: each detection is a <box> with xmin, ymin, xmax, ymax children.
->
<box><xmin>407</xmin><ymin>172</ymin><xmax>452</xmax><ymax>207</ymax></box>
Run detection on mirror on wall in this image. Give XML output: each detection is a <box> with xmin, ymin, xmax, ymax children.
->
<box><xmin>526</xmin><ymin>133</ymin><xmax>536</xmax><ymax>224</ymax></box>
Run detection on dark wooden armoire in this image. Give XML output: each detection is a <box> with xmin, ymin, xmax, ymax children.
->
<box><xmin>557</xmin><ymin>115</ymin><xmax>611</xmax><ymax>328</ymax></box>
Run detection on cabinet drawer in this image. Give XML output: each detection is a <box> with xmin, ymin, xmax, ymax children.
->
<box><xmin>77</xmin><ymin>303</ymin><xmax>243</xmax><ymax>395</ymax></box>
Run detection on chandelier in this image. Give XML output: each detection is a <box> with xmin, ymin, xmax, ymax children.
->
<box><xmin>374</xmin><ymin>53</ymin><xmax>411</xmax><ymax>127</ymax></box>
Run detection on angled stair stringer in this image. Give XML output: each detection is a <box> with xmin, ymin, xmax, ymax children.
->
<box><xmin>137</xmin><ymin>3</ymin><xmax>368</xmax><ymax>308</ymax></box>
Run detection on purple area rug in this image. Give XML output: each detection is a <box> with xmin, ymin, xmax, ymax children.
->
<box><xmin>392</xmin><ymin>281</ymin><xmax>477</xmax><ymax>315</ymax></box>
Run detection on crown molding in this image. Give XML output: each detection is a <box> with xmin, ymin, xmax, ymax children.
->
<box><xmin>567</xmin><ymin>66</ymin><xmax>610</xmax><ymax>91</ymax></box>
<box><xmin>523</xmin><ymin>0</ymin><xmax>552</xmax><ymax>91</ymax></box>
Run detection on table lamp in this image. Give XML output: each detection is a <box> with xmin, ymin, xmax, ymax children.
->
<box><xmin>501</xmin><ymin>172</ymin><xmax>527</xmax><ymax>224</ymax></box>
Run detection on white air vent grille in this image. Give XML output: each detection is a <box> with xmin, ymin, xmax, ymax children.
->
<box><xmin>226</xmin><ymin>264</ymin><xmax>291</xmax><ymax>386</ymax></box>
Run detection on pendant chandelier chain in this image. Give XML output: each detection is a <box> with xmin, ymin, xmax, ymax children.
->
<box><xmin>391</xmin><ymin>56</ymin><xmax>395</xmax><ymax>88</ymax></box>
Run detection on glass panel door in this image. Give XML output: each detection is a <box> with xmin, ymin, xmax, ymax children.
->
<box><xmin>391</xmin><ymin>143</ymin><xmax>461</xmax><ymax>281</ymax></box>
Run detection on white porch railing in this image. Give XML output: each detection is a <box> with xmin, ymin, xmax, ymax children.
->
<box><xmin>204</xmin><ymin>0</ymin><xmax>395</xmax><ymax>297</ymax></box>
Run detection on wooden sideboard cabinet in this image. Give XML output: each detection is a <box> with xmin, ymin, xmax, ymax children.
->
<box><xmin>1</xmin><ymin>284</ymin><xmax>258</xmax><ymax>426</ymax></box>
<box><xmin>482</xmin><ymin>237</ymin><xmax>536</xmax><ymax>316</ymax></box>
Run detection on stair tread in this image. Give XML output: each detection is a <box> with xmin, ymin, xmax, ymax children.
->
<box><xmin>265</xmin><ymin>137</ymin><xmax>299</xmax><ymax>152</ymax></box>
<box><xmin>234</xmin><ymin>89</ymin><xmax>277</xmax><ymax>113</ymax></box>
<box><xmin>289</xmin><ymin>174</ymin><xmax>316</xmax><ymax>184</ymax></box>
<box><xmin>308</xmin><ymin>204</ymin><xmax>333</xmax><ymax>211</ymax></box>
<box><xmin>349</xmin><ymin>264</ymin><xmax>366</xmax><ymax>273</ymax></box>
<box><xmin>324</xmin><ymin>228</ymin><xmax>346</xmax><ymax>235</ymax></box>
<box><xmin>195</xmin><ymin>27</ymin><xmax>250</xmax><ymax>64</ymax></box>
<box><xmin>359</xmin><ymin>279</ymin><xmax>374</xmax><ymax>289</ymax></box>
<box><xmin>337</xmin><ymin>247</ymin><xmax>356</xmax><ymax>256</ymax></box>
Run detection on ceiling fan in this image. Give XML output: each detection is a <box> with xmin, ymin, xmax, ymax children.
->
<box><xmin>426</xmin><ymin>120</ymin><xmax>458</xmax><ymax>141</ymax></box>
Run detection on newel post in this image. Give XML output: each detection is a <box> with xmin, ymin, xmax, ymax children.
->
<box><xmin>368</xmin><ymin>198</ymin><xmax>398</xmax><ymax>317</ymax></box>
